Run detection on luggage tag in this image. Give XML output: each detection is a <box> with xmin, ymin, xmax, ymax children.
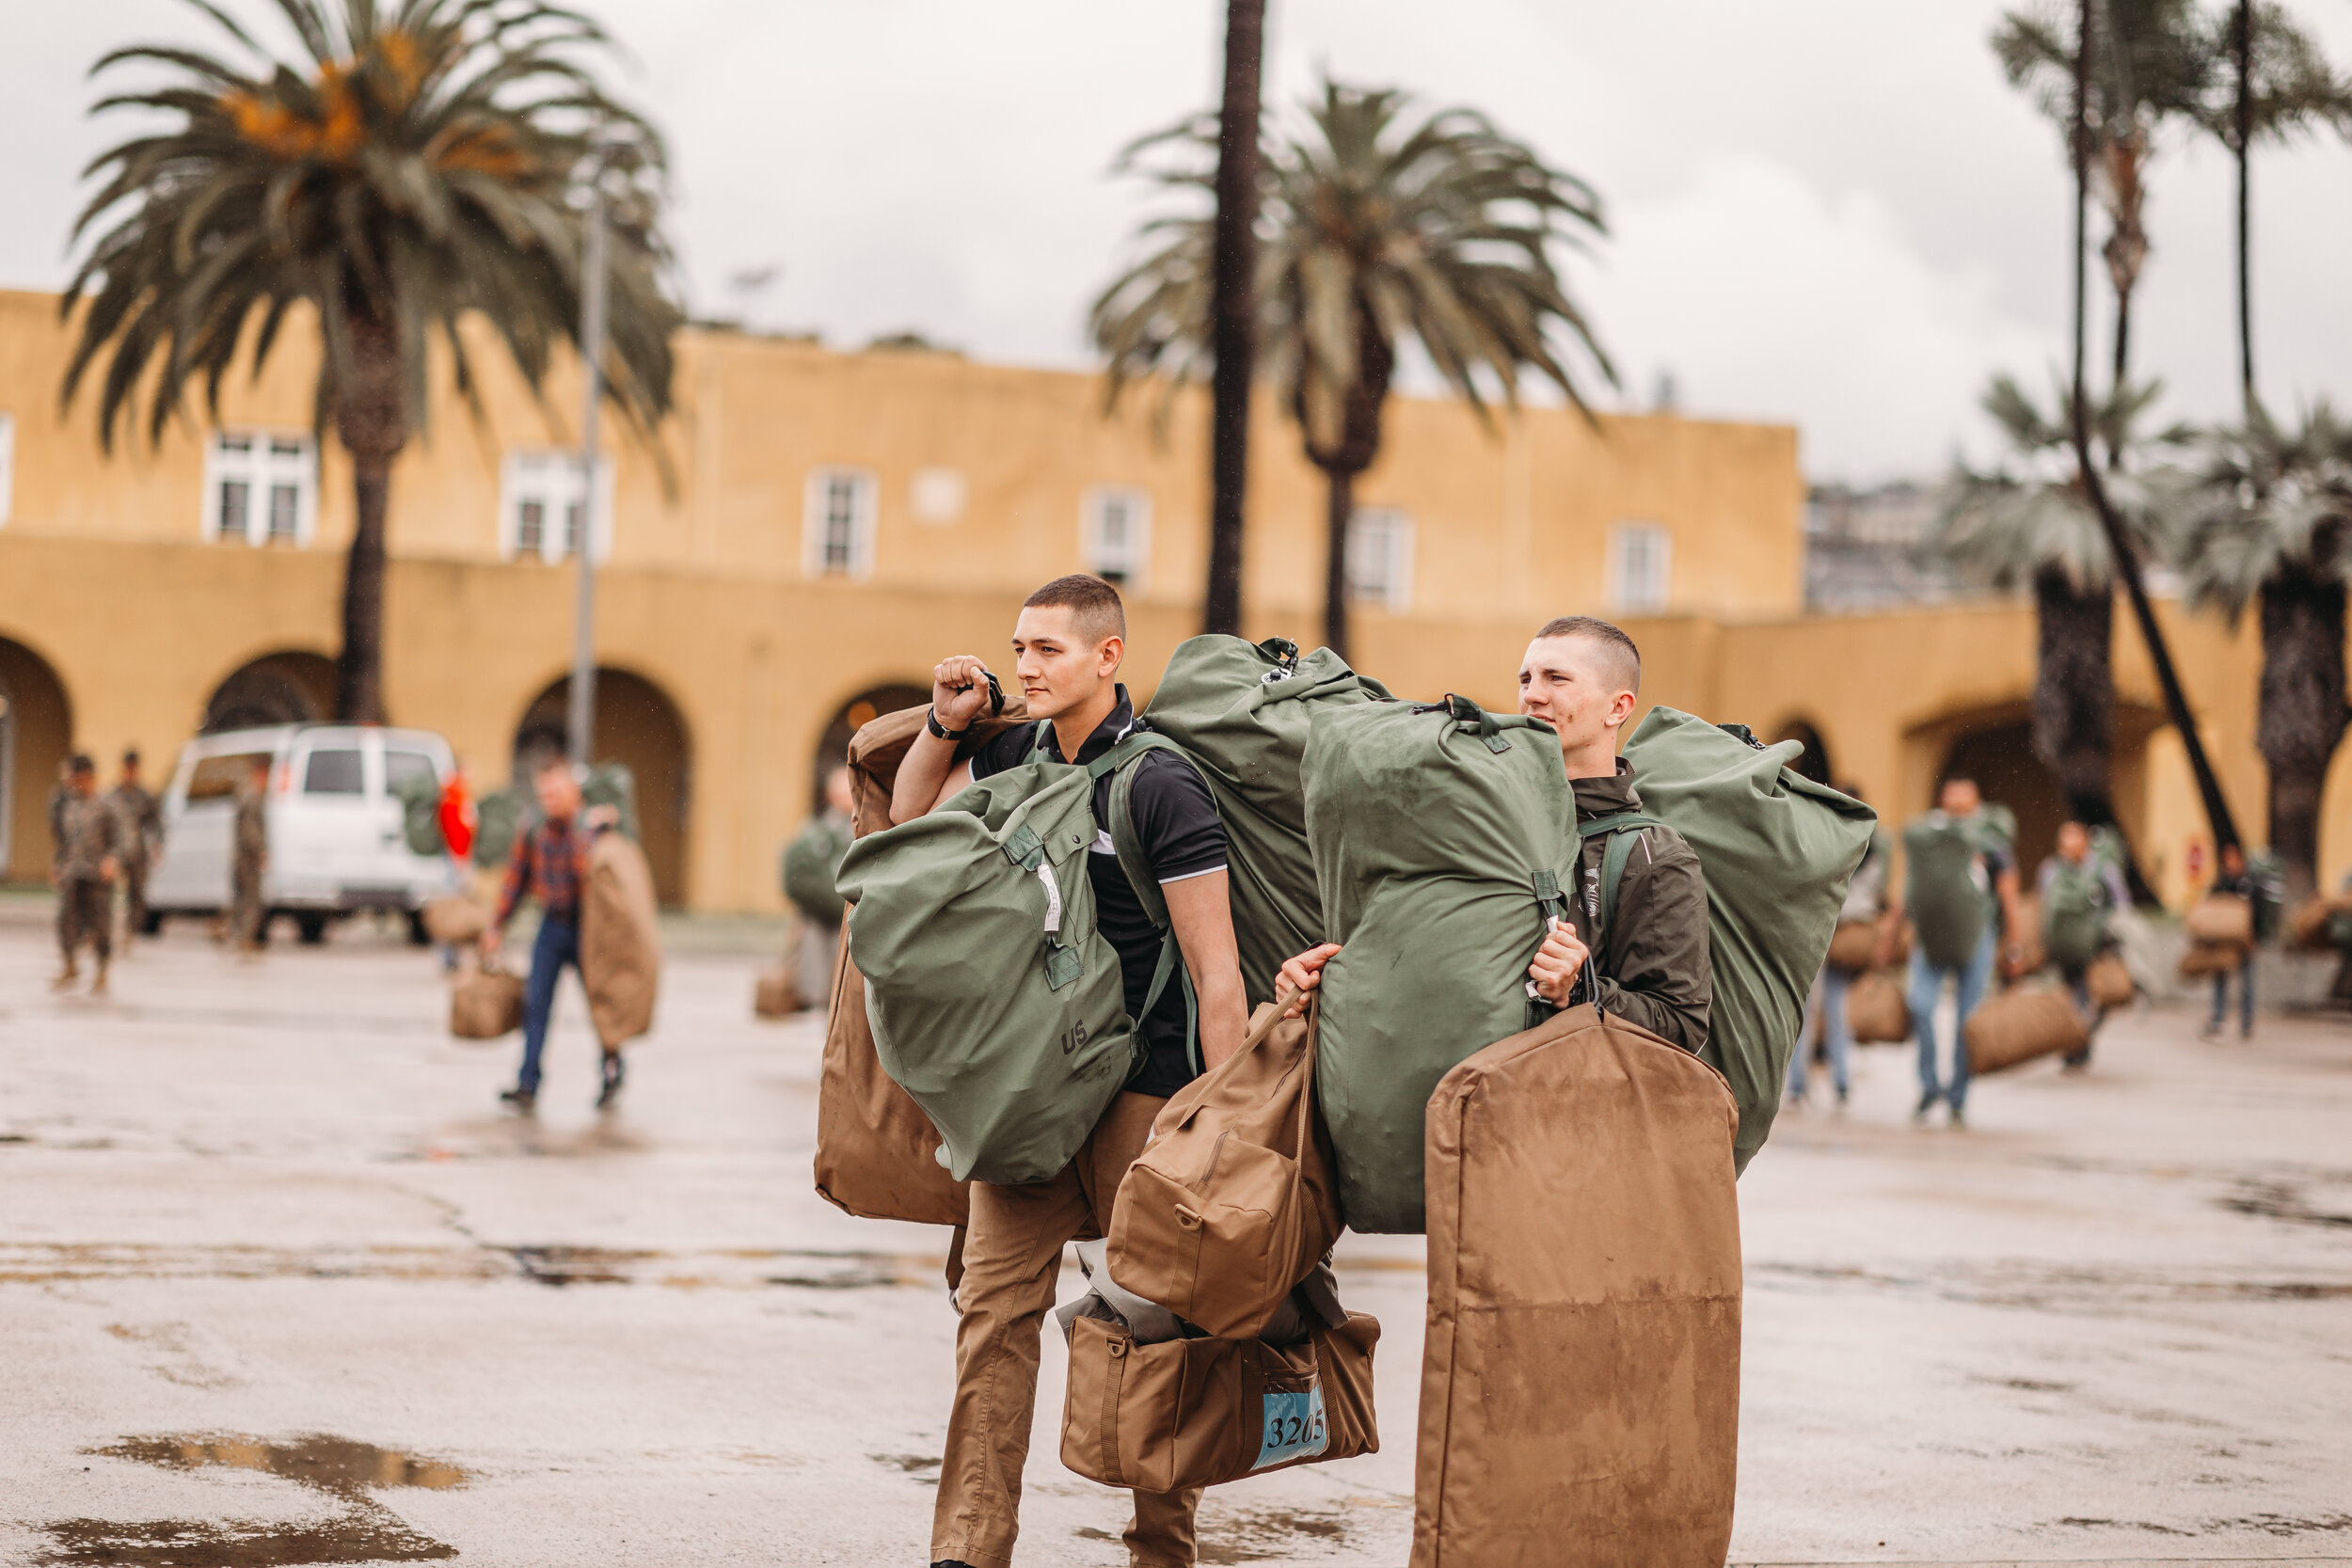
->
<box><xmin>1252</xmin><ymin>1385</ymin><xmax>1329</xmax><ymax>1471</ymax></box>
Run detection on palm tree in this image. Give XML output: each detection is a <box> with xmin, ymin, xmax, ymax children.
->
<box><xmin>1941</xmin><ymin>374</ymin><xmax>2183</xmax><ymax>890</ymax></box>
<box><xmin>1994</xmin><ymin>0</ymin><xmax>2208</xmax><ymax>404</ymax></box>
<box><xmin>1094</xmin><ymin>78</ymin><xmax>1613</xmax><ymax>659</ymax></box>
<box><xmin>2197</xmin><ymin>4</ymin><xmax>2352</xmax><ymax>410</ymax></box>
<box><xmin>2165</xmin><ymin>404</ymin><xmax>2352</xmax><ymax>901</ymax></box>
<box><xmin>62</xmin><ymin>0</ymin><xmax>680</xmax><ymax>723</ymax></box>
<box><xmin>1202</xmin><ymin>0</ymin><xmax>1265</xmax><ymax>637</ymax></box>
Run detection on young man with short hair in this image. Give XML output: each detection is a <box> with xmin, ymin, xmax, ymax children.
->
<box><xmin>484</xmin><ymin>758</ymin><xmax>625</xmax><ymax>1113</ymax></box>
<box><xmin>1279</xmin><ymin>615</ymin><xmax>1712</xmax><ymax>1051</ymax></box>
<box><xmin>1902</xmin><ymin>774</ymin><xmax>2025</xmax><ymax>1128</ymax></box>
<box><xmin>890</xmin><ymin>573</ymin><xmax>1247</xmax><ymax>1568</ymax></box>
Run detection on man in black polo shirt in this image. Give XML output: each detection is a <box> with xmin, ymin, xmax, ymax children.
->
<box><xmin>890</xmin><ymin>573</ymin><xmax>1245</xmax><ymax>1568</ymax></box>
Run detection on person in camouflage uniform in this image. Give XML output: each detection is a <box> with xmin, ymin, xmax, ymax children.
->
<box><xmin>232</xmin><ymin>756</ymin><xmax>271</xmax><ymax>953</ymax></box>
<box><xmin>52</xmin><ymin>755</ymin><xmax>124</xmax><ymax>994</ymax></box>
<box><xmin>107</xmin><ymin>749</ymin><xmax>165</xmax><ymax>944</ymax></box>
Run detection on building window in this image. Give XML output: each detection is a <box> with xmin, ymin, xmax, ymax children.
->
<box><xmin>803</xmin><ymin>467</ymin><xmax>878</xmax><ymax>578</ymax></box>
<box><xmin>0</xmin><ymin>411</ymin><xmax>14</xmax><ymax>527</ymax></box>
<box><xmin>1082</xmin><ymin>487</ymin><xmax>1152</xmax><ymax>589</ymax></box>
<box><xmin>1346</xmin><ymin>507</ymin><xmax>1416</xmax><ymax>611</ymax></box>
<box><xmin>1610</xmin><ymin>521</ymin><xmax>1672</xmax><ymax>613</ymax></box>
<box><xmin>204</xmin><ymin>430</ymin><xmax>316</xmax><ymax>546</ymax></box>
<box><xmin>501</xmin><ymin>451</ymin><xmax>612</xmax><ymax>564</ymax></box>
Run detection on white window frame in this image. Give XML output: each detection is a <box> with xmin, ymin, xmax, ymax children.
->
<box><xmin>1346</xmin><ymin>506</ymin><xmax>1416</xmax><ymax>611</ymax></box>
<box><xmin>203</xmin><ymin>429</ymin><xmax>318</xmax><ymax>546</ymax></box>
<box><xmin>1081</xmin><ymin>486</ymin><xmax>1152</xmax><ymax>590</ymax></box>
<box><xmin>500</xmin><ymin>451</ymin><xmax>614</xmax><ymax>565</ymax></box>
<box><xmin>803</xmin><ymin>467</ymin><xmax>879</xmax><ymax>578</ymax></box>
<box><xmin>1609</xmin><ymin>521</ymin><xmax>1673</xmax><ymax>614</ymax></box>
<box><xmin>0</xmin><ymin>411</ymin><xmax>14</xmax><ymax>527</ymax></box>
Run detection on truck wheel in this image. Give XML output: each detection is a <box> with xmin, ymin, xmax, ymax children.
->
<box><xmin>405</xmin><ymin>910</ymin><xmax>433</xmax><ymax>947</ymax></box>
<box><xmin>294</xmin><ymin>912</ymin><xmax>329</xmax><ymax>945</ymax></box>
<box><xmin>140</xmin><ymin>911</ymin><xmax>166</xmax><ymax>936</ymax></box>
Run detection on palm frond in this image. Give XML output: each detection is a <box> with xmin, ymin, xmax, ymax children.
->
<box><xmin>2165</xmin><ymin>402</ymin><xmax>2352</xmax><ymax>619</ymax></box>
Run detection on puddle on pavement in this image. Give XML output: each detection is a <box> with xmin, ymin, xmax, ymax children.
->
<box><xmin>2219</xmin><ymin>1179</ymin><xmax>2352</xmax><ymax>1229</ymax></box>
<box><xmin>41</xmin><ymin>1434</ymin><xmax>464</xmax><ymax>1566</ymax></box>
<box><xmin>1079</xmin><ymin>1505</ymin><xmax>1358</xmax><ymax>1564</ymax></box>
<box><xmin>0</xmin><ymin>1241</ymin><xmax>942</xmax><ymax>1291</ymax></box>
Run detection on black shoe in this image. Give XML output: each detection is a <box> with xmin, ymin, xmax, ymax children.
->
<box><xmin>595</xmin><ymin>1055</ymin><xmax>625</xmax><ymax>1110</ymax></box>
<box><xmin>932</xmin><ymin>1560</ymin><xmax>979</xmax><ymax>1568</ymax></box>
<box><xmin>499</xmin><ymin>1086</ymin><xmax>536</xmax><ymax>1114</ymax></box>
<box><xmin>1913</xmin><ymin>1088</ymin><xmax>1940</xmax><ymax>1121</ymax></box>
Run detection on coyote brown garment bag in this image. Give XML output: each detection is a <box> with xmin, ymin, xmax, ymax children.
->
<box><xmin>580</xmin><ymin>832</ymin><xmax>661</xmax><ymax>1049</ymax></box>
<box><xmin>1105</xmin><ymin>991</ymin><xmax>1340</xmax><ymax>1339</ymax></box>
<box><xmin>812</xmin><ymin>700</ymin><xmax>1024</xmax><ymax>1226</ymax></box>
<box><xmin>1415</xmin><ymin>1004</ymin><xmax>1741</xmax><ymax>1568</ymax></box>
<box><xmin>1963</xmin><ymin>984</ymin><xmax>2089</xmax><ymax>1075</ymax></box>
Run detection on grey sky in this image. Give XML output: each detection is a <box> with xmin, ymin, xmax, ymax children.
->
<box><xmin>5</xmin><ymin>0</ymin><xmax>2349</xmax><ymax>482</ymax></box>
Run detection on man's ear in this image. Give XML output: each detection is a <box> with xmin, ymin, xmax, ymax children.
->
<box><xmin>1604</xmin><ymin>689</ymin><xmax>1639</xmax><ymax>732</ymax></box>
<box><xmin>1097</xmin><ymin>635</ymin><xmax>1124</xmax><ymax>676</ymax></box>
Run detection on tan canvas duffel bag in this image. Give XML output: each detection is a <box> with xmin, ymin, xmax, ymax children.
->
<box><xmin>1106</xmin><ymin>991</ymin><xmax>1340</xmax><ymax>1339</ymax></box>
<box><xmin>2186</xmin><ymin>892</ymin><xmax>2253</xmax><ymax>947</ymax></box>
<box><xmin>2178</xmin><ymin>941</ymin><xmax>2244</xmax><ymax>978</ymax></box>
<box><xmin>813</xmin><ymin>697</ymin><xmax>1025</xmax><ymax>1227</ymax></box>
<box><xmin>1846</xmin><ymin>969</ymin><xmax>1911</xmax><ymax>1043</ymax></box>
<box><xmin>2286</xmin><ymin>895</ymin><xmax>2341</xmax><ymax>953</ymax></box>
<box><xmin>2085</xmin><ymin>951</ymin><xmax>2135</xmax><ymax>1009</ymax></box>
<box><xmin>1964</xmin><ymin>984</ymin><xmax>2088</xmax><ymax>1075</ymax></box>
<box><xmin>1825</xmin><ymin>920</ymin><xmax>1899</xmax><ymax>974</ymax></box>
<box><xmin>1415</xmin><ymin>1004</ymin><xmax>1740</xmax><ymax>1568</ymax></box>
<box><xmin>581</xmin><ymin>832</ymin><xmax>660</xmax><ymax>1049</ymax></box>
<box><xmin>754</xmin><ymin>961</ymin><xmax>803</xmax><ymax>1018</ymax></box>
<box><xmin>450</xmin><ymin>958</ymin><xmax>525</xmax><ymax>1040</ymax></box>
<box><xmin>421</xmin><ymin>894</ymin><xmax>489</xmax><ymax>946</ymax></box>
<box><xmin>1060</xmin><ymin>1307</ymin><xmax>1380</xmax><ymax>1493</ymax></box>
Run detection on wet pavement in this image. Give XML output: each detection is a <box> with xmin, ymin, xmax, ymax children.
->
<box><xmin>0</xmin><ymin>906</ymin><xmax>2345</xmax><ymax>1566</ymax></box>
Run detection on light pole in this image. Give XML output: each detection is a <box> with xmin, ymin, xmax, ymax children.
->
<box><xmin>568</xmin><ymin>135</ymin><xmax>615</xmax><ymax>773</ymax></box>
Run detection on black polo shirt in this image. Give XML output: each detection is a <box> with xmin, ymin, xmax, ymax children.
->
<box><xmin>969</xmin><ymin>686</ymin><xmax>1227</xmax><ymax>1097</ymax></box>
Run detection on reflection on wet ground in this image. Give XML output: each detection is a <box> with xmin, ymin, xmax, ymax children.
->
<box><xmin>40</xmin><ymin>1434</ymin><xmax>463</xmax><ymax>1566</ymax></box>
<box><xmin>1077</xmin><ymin>1502</ymin><xmax>1371</xmax><ymax>1565</ymax></box>
<box><xmin>2218</xmin><ymin>1178</ymin><xmax>2352</xmax><ymax>1228</ymax></box>
<box><xmin>1751</xmin><ymin>1257</ymin><xmax>2352</xmax><ymax>1305</ymax></box>
<box><xmin>0</xmin><ymin>1242</ymin><xmax>949</xmax><ymax>1291</ymax></box>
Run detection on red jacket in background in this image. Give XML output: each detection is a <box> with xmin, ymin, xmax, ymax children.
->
<box><xmin>438</xmin><ymin>778</ymin><xmax>477</xmax><ymax>862</ymax></box>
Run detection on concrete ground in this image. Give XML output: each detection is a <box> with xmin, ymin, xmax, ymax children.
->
<box><xmin>0</xmin><ymin>904</ymin><xmax>2345</xmax><ymax>1567</ymax></box>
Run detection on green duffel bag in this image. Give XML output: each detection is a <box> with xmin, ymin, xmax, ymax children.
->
<box><xmin>1305</xmin><ymin>695</ymin><xmax>1577</xmax><ymax>1235</ymax></box>
<box><xmin>2042</xmin><ymin>859</ymin><xmax>2110</xmax><ymax>971</ymax></box>
<box><xmin>837</xmin><ymin>736</ymin><xmax>1184</xmax><ymax>1185</ymax></box>
<box><xmin>783</xmin><ymin>813</ymin><xmax>852</xmax><ymax>927</ymax></box>
<box><xmin>1141</xmin><ymin>635</ymin><xmax>1391</xmax><ymax>1006</ymax></box>
<box><xmin>1589</xmin><ymin>708</ymin><xmax>1877</xmax><ymax>1173</ymax></box>
<box><xmin>583</xmin><ymin>762</ymin><xmax>642</xmax><ymax>844</ymax></box>
<box><xmin>1904</xmin><ymin>814</ymin><xmax>1991</xmax><ymax>970</ymax></box>
<box><xmin>392</xmin><ymin>772</ymin><xmax>445</xmax><ymax>857</ymax></box>
<box><xmin>473</xmin><ymin>786</ymin><xmax>530</xmax><ymax>867</ymax></box>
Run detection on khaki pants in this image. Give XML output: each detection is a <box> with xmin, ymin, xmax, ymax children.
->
<box><xmin>933</xmin><ymin>1091</ymin><xmax>1200</xmax><ymax>1568</ymax></box>
<box><xmin>120</xmin><ymin>856</ymin><xmax>149</xmax><ymax>939</ymax></box>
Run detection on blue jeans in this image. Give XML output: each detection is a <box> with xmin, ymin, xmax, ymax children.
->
<box><xmin>2210</xmin><ymin>965</ymin><xmax>2255</xmax><ymax>1036</ymax></box>
<box><xmin>517</xmin><ymin>916</ymin><xmax>580</xmax><ymax>1096</ymax></box>
<box><xmin>1791</xmin><ymin>967</ymin><xmax>1851</xmax><ymax>1098</ymax></box>
<box><xmin>1910</xmin><ymin>928</ymin><xmax>1995</xmax><ymax>1112</ymax></box>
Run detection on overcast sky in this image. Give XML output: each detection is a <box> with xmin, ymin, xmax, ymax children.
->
<box><xmin>7</xmin><ymin>0</ymin><xmax>2350</xmax><ymax>482</ymax></box>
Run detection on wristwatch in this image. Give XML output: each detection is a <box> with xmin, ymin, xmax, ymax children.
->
<box><xmin>926</xmin><ymin>706</ymin><xmax>971</xmax><ymax>741</ymax></box>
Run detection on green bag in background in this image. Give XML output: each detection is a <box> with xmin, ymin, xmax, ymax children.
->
<box><xmin>1306</xmin><ymin>695</ymin><xmax>1577</xmax><ymax>1235</ymax></box>
<box><xmin>2041</xmin><ymin>859</ymin><xmax>2110</xmax><ymax>970</ymax></box>
<box><xmin>471</xmin><ymin>764</ymin><xmax>639</xmax><ymax>869</ymax></box>
<box><xmin>838</xmin><ymin>740</ymin><xmax>1171</xmax><ymax>1185</ymax></box>
<box><xmin>1611</xmin><ymin>708</ymin><xmax>1877</xmax><ymax>1173</ymax></box>
<box><xmin>392</xmin><ymin>772</ymin><xmax>444</xmax><ymax>857</ymax></box>
<box><xmin>784</xmin><ymin>813</ymin><xmax>853</xmax><ymax>927</ymax></box>
<box><xmin>1904</xmin><ymin>816</ymin><xmax>1991</xmax><ymax>969</ymax></box>
<box><xmin>1141</xmin><ymin>635</ymin><xmax>1391</xmax><ymax>1006</ymax></box>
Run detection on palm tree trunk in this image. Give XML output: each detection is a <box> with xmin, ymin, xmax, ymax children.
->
<box><xmin>2256</xmin><ymin>567</ymin><xmax>2348</xmax><ymax>903</ymax></box>
<box><xmin>1203</xmin><ymin>0</ymin><xmax>1264</xmax><ymax>637</ymax></box>
<box><xmin>332</xmin><ymin>310</ymin><xmax>408</xmax><ymax>725</ymax></box>
<box><xmin>1323</xmin><ymin>466</ymin><xmax>1354</xmax><ymax>662</ymax></box>
<box><xmin>2233</xmin><ymin>0</ymin><xmax>2256</xmax><ymax>411</ymax></box>
<box><xmin>2033</xmin><ymin>566</ymin><xmax>2156</xmax><ymax>900</ymax></box>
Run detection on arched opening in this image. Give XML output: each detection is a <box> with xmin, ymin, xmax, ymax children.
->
<box><xmin>203</xmin><ymin>651</ymin><xmax>338</xmax><ymax>733</ymax></box>
<box><xmin>812</xmin><ymin>682</ymin><xmax>928</xmax><ymax>811</ymax></box>
<box><xmin>514</xmin><ymin>668</ymin><xmax>691</xmax><ymax>907</ymax></box>
<box><xmin>1905</xmin><ymin>699</ymin><xmax>2168</xmax><ymax>888</ymax></box>
<box><xmin>1938</xmin><ymin>718</ymin><xmax>2067</xmax><ymax>876</ymax></box>
<box><xmin>1772</xmin><ymin>718</ymin><xmax>1835</xmax><ymax>786</ymax></box>
<box><xmin>0</xmin><ymin>637</ymin><xmax>74</xmax><ymax>884</ymax></box>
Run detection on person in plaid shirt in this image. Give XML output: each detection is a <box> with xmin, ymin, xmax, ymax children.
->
<box><xmin>484</xmin><ymin>757</ymin><xmax>619</xmax><ymax>1112</ymax></box>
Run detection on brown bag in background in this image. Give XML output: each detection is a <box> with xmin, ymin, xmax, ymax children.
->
<box><xmin>2186</xmin><ymin>892</ymin><xmax>2254</xmax><ymax>947</ymax></box>
<box><xmin>2286</xmin><ymin>895</ymin><xmax>2340</xmax><ymax>953</ymax></box>
<box><xmin>2086</xmin><ymin>951</ymin><xmax>2135</xmax><ymax>1009</ymax></box>
<box><xmin>1846</xmin><ymin>970</ymin><xmax>1912</xmax><ymax>1042</ymax></box>
<box><xmin>1964</xmin><ymin>985</ymin><xmax>2089</xmax><ymax>1075</ymax></box>
<box><xmin>1060</xmin><ymin>1310</ymin><xmax>1380</xmax><ymax>1493</ymax></box>
<box><xmin>1414</xmin><ymin>1005</ymin><xmax>1740</xmax><ymax>1568</ymax></box>
<box><xmin>754</xmin><ymin>962</ymin><xmax>803</xmax><ymax>1019</ymax></box>
<box><xmin>2178</xmin><ymin>941</ymin><xmax>2245</xmax><ymax>979</ymax></box>
<box><xmin>421</xmin><ymin>895</ymin><xmax>488</xmax><ymax>947</ymax></box>
<box><xmin>812</xmin><ymin>698</ymin><xmax>1026</xmax><ymax>1227</ymax></box>
<box><xmin>580</xmin><ymin>832</ymin><xmax>660</xmax><ymax>1049</ymax></box>
<box><xmin>1106</xmin><ymin>992</ymin><xmax>1341</xmax><ymax>1339</ymax></box>
<box><xmin>449</xmin><ymin>957</ymin><xmax>525</xmax><ymax>1041</ymax></box>
<box><xmin>1824</xmin><ymin>921</ymin><xmax>1878</xmax><ymax>973</ymax></box>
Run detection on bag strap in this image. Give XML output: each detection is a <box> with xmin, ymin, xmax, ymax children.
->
<box><xmin>1099</xmin><ymin>732</ymin><xmax>1200</xmax><ymax>1072</ymax></box>
<box><xmin>1100</xmin><ymin>1332</ymin><xmax>1128</xmax><ymax>1483</ymax></box>
<box><xmin>1576</xmin><ymin>811</ymin><xmax>1663</xmax><ymax>942</ymax></box>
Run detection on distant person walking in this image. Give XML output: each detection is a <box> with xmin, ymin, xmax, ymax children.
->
<box><xmin>51</xmin><ymin>755</ymin><xmax>123</xmax><ymax>995</ymax></box>
<box><xmin>2201</xmin><ymin>843</ymin><xmax>2261</xmax><ymax>1043</ymax></box>
<box><xmin>484</xmin><ymin>758</ymin><xmax>622</xmax><ymax>1112</ymax></box>
<box><xmin>107</xmin><ymin>749</ymin><xmax>165</xmax><ymax>946</ymax></box>
<box><xmin>1791</xmin><ymin>785</ymin><xmax>1889</xmax><ymax>1108</ymax></box>
<box><xmin>782</xmin><ymin>765</ymin><xmax>855</xmax><ymax>1009</ymax></box>
<box><xmin>1902</xmin><ymin>774</ymin><xmax>2025</xmax><ymax>1129</ymax></box>
<box><xmin>231</xmin><ymin>755</ymin><xmax>271</xmax><ymax>954</ymax></box>
<box><xmin>2037</xmin><ymin>821</ymin><xmax>2131</xmax><ymax>1069</ymax></box>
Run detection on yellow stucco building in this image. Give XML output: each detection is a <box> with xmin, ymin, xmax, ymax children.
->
<box><xmin>0</xmin><ymin>287</ymin><xmax>2331</xmax><ymax>911</ymax></box>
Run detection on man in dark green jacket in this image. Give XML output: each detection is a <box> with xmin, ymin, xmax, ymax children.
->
<box><xmin>1279</xmin><ymin>615</ymin><xmax>1712</xmax><ymax>1054</ymax></box>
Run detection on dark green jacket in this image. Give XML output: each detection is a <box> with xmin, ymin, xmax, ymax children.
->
<box><xmin>1565</xmin><ymin>760</ymin><xmax>1713</xmax><ymax>1056</ymax></box>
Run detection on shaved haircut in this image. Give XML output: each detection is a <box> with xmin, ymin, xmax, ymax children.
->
<box><xmin>1534</xmin><ymin>615</ymin><xmax>1642</xmax><ymax>696</ymax></box>
<box><xmin>1025</xmin><ymin>574</ymin><xmax>1126</xmax><ymax>646</ymax></box>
